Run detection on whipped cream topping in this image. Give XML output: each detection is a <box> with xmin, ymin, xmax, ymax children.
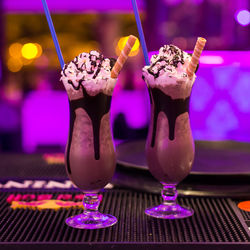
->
<box><xmin>142</xmin><ymin>45</ymin><xmax>195</xmax><ymax>86</ymax></box>
<box><xmin>60</xmin><ymin>51</ymin><xmax>117</xmax><ymax>97</ymax></box>
<box><xmin>142</xmin><ymin>45</ymin><xmax>196</xmax><ymax>99</ymax></box>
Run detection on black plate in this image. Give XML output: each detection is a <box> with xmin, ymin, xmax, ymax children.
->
<box><xmin>116</xmin><ymin>140</ymin><xmax>250</xmax><ymax>176</ymax></box>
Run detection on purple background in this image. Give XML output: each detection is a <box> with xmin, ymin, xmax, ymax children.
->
<box><xmin>21</xmin><ymin>51</ymin><xmax>250</xmax><ymax>152</ymax></box>
<box><xmin>1</xmin><ymin>0</ymin><xmax>250</xmax><ymax>152</ymax></box>
<box><xmin>3</xmin><ymin>0</ymin><xmax>144</xmax><ymax>13</ymax></box>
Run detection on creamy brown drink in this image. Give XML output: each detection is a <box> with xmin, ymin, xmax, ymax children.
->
<box><xmin>141</xmin><ymin>39</ymin><xmax>208</xmax><ymax>219</ymax></box>
<box><xmin>60</xmin><ymin>51</ymin><xmax>117</xmax><ymax>192</ymax></box>
<box><xmin>142</xmin><ymin>45</ymin><xmax>195</xmax><ymax>184</ymax></box>
<box><xmin>61</xmin><ymin>35</ymin><xmax>137</xmax><ymax>229</ymax></box>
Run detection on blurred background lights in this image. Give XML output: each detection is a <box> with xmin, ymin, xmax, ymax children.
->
<box><xmin>21</xmin><ymin>57</ymin><xmax>34</xmax><ymax>66</ymax></box>
<box><xmin>9</xmin><ymin>43</ymin><xmax>22</xmax><ymax>58</ymax></box>
<box><xmin>21</xmin><ymin>43</ymin><xmax>38</xmax><ymax>59</ymax></box>
<box><xmin>34</xmin><ymin>43</ymin><xmax>43</xmax><ymax>58</ymax></box>
<box><xmin>116</xmin><ymin>36</ymin><xmax>140</xmax><ymax>57</ymax></box>
<box><xmin>8</xmin><ymin>42</ymin><xmax>43</xmax><ymax>71</ymax></box>
<box><xmin>7</xmin><ymin>57</ymin><xmax>23</xmax><ymax>72</ymax></box>
<box><xmin>34</xmin><ymin>55</ymin><xmax>49</xmax><ymax>68</ymax></box>
<box><xmin>235</xmin><ymin>10</ymin><xmax>250</xmax><ymax>26</ymax></box>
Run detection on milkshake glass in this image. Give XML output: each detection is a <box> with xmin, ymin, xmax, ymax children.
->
<box><xmin>142</xmin><ymin>45</ymin><xmax>196</xmax><ymax>219</ymax></box>
<box><xmin>61</xmin><ymin>51</ymin><xmax>117</xmax><ymax>229</ymax></box>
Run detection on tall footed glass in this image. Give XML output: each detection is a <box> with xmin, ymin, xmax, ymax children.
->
<box><xmin>145</xmin><ymin>84</ymin><xmax>195</xmax><ymax>219</ymax></box>
<box><xmin>64</xmin><ymin>84</ymin><xmax>117</xmax><ymax>229</ymax></box>
<box><xmin>60</xmin><ymin>37</ymin><xmax>137</xmax><ymax>228</ymax></box>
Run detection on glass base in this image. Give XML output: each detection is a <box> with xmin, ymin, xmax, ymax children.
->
<box><xmin>145</xmin><ymin>203</ymin><xmax>194</xmax><ymax>219</ymax></box>
<box><xmin>65</xmin><ymin>211</ymin><xmax>117</xmax><ymax>229</ymax></box>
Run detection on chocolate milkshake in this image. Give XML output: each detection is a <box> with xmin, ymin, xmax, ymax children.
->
<box><xmin>60</xmin><ymin>35</ymin><xmax>137</xmax><ymax>229</ymax></box>
<box><xmin>142</xmin><ymin>45</ymin><xmax>195</xmax><ymax>185</ymax></box>
<box><xmin>142</xmin><ymin>43</ymin><xmax>202</xmax><ymax>219</ymax></box>
<box><xmin>60</xmin><ymin>51</ymin><xmax>117</xmax><ymax>192</ymax></box>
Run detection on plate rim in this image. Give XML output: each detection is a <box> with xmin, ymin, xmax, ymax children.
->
<box><xmin>116</xmin><ymin>139</ymin><xmax>250</xmax><ymax>176</ymax></box>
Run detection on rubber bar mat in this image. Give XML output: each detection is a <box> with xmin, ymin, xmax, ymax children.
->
<box><xmin>0</xmin><ymin>190</ymin><xmax>249</xmax><ymax>250</ymax></box>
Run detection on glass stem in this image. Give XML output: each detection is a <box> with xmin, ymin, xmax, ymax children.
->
<box><xmin>161</xmin><ymin>184</ymin><xmax>177</xmax><ymax>206</ymax></box>
<box><xmin>83</xmin><ymin>193</ymin><xmax>102</xmax><ymax>214</ymax></box>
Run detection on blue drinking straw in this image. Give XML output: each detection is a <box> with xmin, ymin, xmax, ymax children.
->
<box><xmin>41</xmin><ymin>0</ymin><xmax>65</xmax><ymax>69</ymax></box>
<box><xmin>131</xmin><ymin>0</ymin><xmax>150</xmax><ymax>65</ymax></box>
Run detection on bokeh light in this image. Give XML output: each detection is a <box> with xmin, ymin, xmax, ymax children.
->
<box><xmin>8</xmin><ymin>42</ymin><xmax>43</xmax><ymax>71</ymax></box>
<box><xmin>21</xmin><ymin>43</ymin><xmax>38</xmax><ymax>59</ymax></box>
<box><xmin>116</xmin><ymin>36</ymin><xmax>140</xmax><ymax>57</ymax></box>
<box><xmin>34</xmin><ymin>55</ymin><xmax>49</xmax><ymax>68</ymax></box>
<box><xmin>34</xmin><ymin>43</ymin><xmax>43</xmax><ymax>58</ymax></box>
<box><xmin>21</xmin><ymin>57</ymin><xmax>34</xmax><ymax>66</ymax></box>
<box><xmin>7</xmin><ymin>57</ymin><xmax>23</xmax><ymax>72</ymax></box>
<box><xmin>235</xmin><ymin>10</ymin><xmax>250</xmax><ymax>26</ymax></box>
<box><xmin>9</xmin><ymin>43</ymin><xmax>22</xmax><ymax>58</ymax></box>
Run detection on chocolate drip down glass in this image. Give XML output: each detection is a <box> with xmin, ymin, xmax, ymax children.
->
<box><xmin>64</xmin><ymin>86</ymin><xmax>117</xmax><ymax>229</ymax></box>
<box><xmin>145</xmin><ymin>85</ymin><xmax>195</xmax><ymax>219</ymax></box>
<box><xmin>61</xmin><ymin>36</ymin><xmax>137</xmax><ymax>229</ymax></box>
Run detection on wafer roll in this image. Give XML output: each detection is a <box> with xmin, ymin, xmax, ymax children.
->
<box><xmin>187</xmin><ymin>37</ymin><xmax>206</xmax><ymax>77</ymax></box>
<box><xmin>111</xmin><ymin>35</ymin><xmax>137</xmax><ymax>79</ymax></box>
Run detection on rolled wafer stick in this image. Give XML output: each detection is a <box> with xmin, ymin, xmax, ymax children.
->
<box><xmin>111</xmin><ymin>35</ymin><xmax>137</xmax><ymax>79</ymax></box>
<box><xmin>187</xmin><ymin>37</ymin><xmax>207</xmax><ymax>77</ymax></box>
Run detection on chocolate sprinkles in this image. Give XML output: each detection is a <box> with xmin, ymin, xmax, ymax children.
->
<box><xmin>145</xmin><ymin>45</ymin><xmax>189</xmax><ymax>79</ymax></box>
<box><xmin>61</xmin><ymin>51</ymin><xmax>116</xmax><ymax>90</ymax></box>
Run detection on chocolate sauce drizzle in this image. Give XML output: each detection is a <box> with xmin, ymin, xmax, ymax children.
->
<box><xmin>147</xmin><ymin>45</ymin><xmax>185</xmax><ymax>78</ymax></box>
<box><xmin>149</xmin><ymin>87</ymin><xmax>190</xmax><ymax>147</ymax></box>
<box><xmin>145</xmin><ymin>46</ymin><xmax>199</xmax><ymax>79</ymax></box>
<box><xmin>62</xmin><ymin>52</ymin><xmax>116</xmax><ymax>89</ymax></box>
<box><xmin>66</xmin><ymin>87</ymin><xmax>111</xmax><ymax>174</ymax></box>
